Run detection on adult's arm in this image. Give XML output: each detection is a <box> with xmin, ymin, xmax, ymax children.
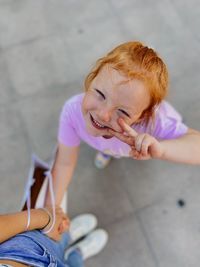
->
<box><xmin>0</xmin><ymin>209</ymin><xmax>49</xmax><ymax>243</ymax></box>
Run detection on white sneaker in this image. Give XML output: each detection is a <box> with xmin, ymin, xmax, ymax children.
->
<box><xmin>69</xmin><ymin>214</ymin><xmax>97</xmax><ymax>243</ymax></box>
<box><xmin>66</xmin><ymin>229</ymin><xmax>108</xmax><ymax>260</ymax></box>
<box><xmin>94</xmin><ymin>152</ymin><xmax>112</xmax><ymax>169</ymax></box>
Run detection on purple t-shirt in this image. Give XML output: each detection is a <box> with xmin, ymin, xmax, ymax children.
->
<box><xmin>58</xmin><ymin>93</ymin><xmax>188</xmax><ymax>158</ymax></box>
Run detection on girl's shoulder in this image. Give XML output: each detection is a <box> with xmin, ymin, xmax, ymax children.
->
<box><xmin>63</xmin><ymin>93</ymin><xmax>85</xmax><ymax>107</ymax></box>
<box><xmin>155</xmin><ymin>100</ymin><xmax>182</xmax><ymax>121</ymax></box>
<box><xmin>61</xmin><ymin>93</ymin><xmax>85</xmax><ymax>115</ymax></box>
<box><xmin>152</xmin><ymin>100</ymin><xmax>188</xmax><ymax>139</ymax></box>
<box><xmin>132</xmin><ymin>101</ymin><xmax>187</xmax><ymax>139</ymax></box>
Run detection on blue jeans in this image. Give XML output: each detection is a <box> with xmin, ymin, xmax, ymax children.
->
<box><xmin>0</xmin><ymin>230</ymin><xmax>83</xmax><ymax>267</ymax></box>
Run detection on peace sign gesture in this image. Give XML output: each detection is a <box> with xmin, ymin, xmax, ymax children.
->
<box><xmin>108</xmin><ymin>118</ymin><xmax>164</xmax><ymax>160</ymax></box>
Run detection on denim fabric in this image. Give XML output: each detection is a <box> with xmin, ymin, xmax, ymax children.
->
<box><xmin>0</xmin><ymin>230</ymin><xmax>83</xmax><ymax>267</ymax></box>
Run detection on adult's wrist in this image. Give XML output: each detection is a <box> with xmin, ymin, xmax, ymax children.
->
<box><xmin>39</xmin><ymin>208</ymin><xmax>52</xmax><ymax>230</ymax></box>
<box><xmin>29</xmin><ymin>209</ymin><xmax>50</xmax><ymax>230</ymax></box>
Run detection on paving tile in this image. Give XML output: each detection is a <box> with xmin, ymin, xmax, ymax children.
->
<box><xmin>115</xmin><ymin>0</ymin><xmax>200</xmax><ymax>79</ymax></box>
<box><xmin>0</xmin><ymin>133</ymin><xmax>31</xmax><ymax>212</ymax></box>
<box><xmin>109</xmin><ymin>0</ymin><xmax>138</xmax><ymax>10</ymax></box>
<box><xmin>172</xmin><ymin>0</ymin><xmax>200</xmax><ymax>42</ymax></box>
<box><xmin>86</xmin><ymin>214</ymin><xmax>156</xmax><ymax>267</ymax></box>
<box><xmin>182</xmin><ymin>100</ymin><xmax>200</xmax><ymax>131</ymax></box>
<box><xmin>0</xmin><ymin>50</ymin><xmax>15</xmax><ymax>105</ymax></box>
<box><xmin>16</xmin><ymin>82</ymin><xmax>82</xmax><ymax>160</ymax></box>
<box><xmin>138</xmin><ymin>177</ymin><xmax>200</xmax><ymax>267</ymax></box>
<box><xmin>4</xmin><ymin>35</ymin><xmax>78</xmax><ymax>96</ymax></box>
<box><xmin>0</xmin><ymin>0</ymin><xmax>48</xmax><ymax>48</ymax></box>
<box><xmin>0</xmin><ymin>133</ymin><xmax>30</xmax><ymax>175</ymax></box>
<box><xmin>64</xmin><ymin>17</ymin><xmax>126</xmax><ymax>77</ymax></box>
<box><xmin>116</xmin><ymin>158</ymin><xmax>200</xmax><ymax>212</ymax></box>
<box><xmin>167</xmin><ymin>59</ymin><xmax>200</xmax><ymax>122</ymax></box>
<box><xmin>0</xmin><ymin>166</ymin><xmax>28</xmax><ymax>213</ymax></box>
<box><xmin>43</xmin><ymin>0</ymin><xmax>113</xmax><ymax>34</ymax></box>
<box><xmin>113</xmin><ymin>0</ymin><xmax>183</xmax><ymax>46</ymax></box>
<box><xmin>0</xmin><ymin>105</ymin><xmax>23</xmax><ymax>139</ymax></box>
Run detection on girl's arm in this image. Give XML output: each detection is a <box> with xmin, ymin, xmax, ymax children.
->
<box><xmin>160</xmin><ymin>128</ymin><xmax>200</xmax><ymax>164</ymax></box>
<box><xmin>0</xmin><ymin>209</ymin><xmax>49</xmax><ymax>243</ymax></box>
<box><xmin>45</xmin><ymin>143</ymin><xmax>79</xmax><ymax>206</ymax></box>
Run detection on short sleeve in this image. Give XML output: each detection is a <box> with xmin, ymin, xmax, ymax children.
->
<box><xmin>153</xmin><ymin>101</ymin><xmax>188</xmax><ymax>140</ymax></box>
<box><xmin>58</xmin><ymin>101</ymin><xmax>81</xmax><ymax>147</ymax></box>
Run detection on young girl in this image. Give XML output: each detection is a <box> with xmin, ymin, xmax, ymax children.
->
<box><xmin>45</xmin><ymin>41</ymin><xmax>200</xmax><ymax>206</ymax></box>
<box><xmin>0</xmin><ymin>208</ymin><xmax>108</xmax><ymax>267</ymax></box>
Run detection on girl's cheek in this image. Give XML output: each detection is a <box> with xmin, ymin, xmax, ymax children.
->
<box><xmin>83</xmin><ymin>95</ymin><xmax>95</xmax><ymax>110</ymax></box>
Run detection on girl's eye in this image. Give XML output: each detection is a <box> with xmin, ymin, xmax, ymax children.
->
<box><xmin>95</xmin><ymin>89</ymin><xmax>105</xmax><ymax>99</ymax></box>
<box><xmin>118</xmin><ymin>109</ymin><xmax>130</xmax><ymax>118</ymax></box>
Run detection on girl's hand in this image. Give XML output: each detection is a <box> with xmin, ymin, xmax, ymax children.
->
<box><xmin>109</xmin><ymin>118</ymin><xmax>164</xmax><ymax>160</ymax></box>
<box><xmin>43</xmin><ymin>206</ymin><xmax>70</xmax><ymax>242</ymax></box>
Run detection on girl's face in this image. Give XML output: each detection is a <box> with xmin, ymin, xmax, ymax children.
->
<box><xmin>82</xmin><ymin>65</ymin><xmax>150</xmax><ymax>138</ymax></box>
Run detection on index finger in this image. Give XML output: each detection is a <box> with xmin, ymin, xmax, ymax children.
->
<box><xmin>118</xmin><ymin>118</ymin><xmax>138</xmax><ymax>137</ymax></box>
<box><xmin>108</xmin><ymin>128</ymin><xmax>135</xmax><ymax>145</ymax></box>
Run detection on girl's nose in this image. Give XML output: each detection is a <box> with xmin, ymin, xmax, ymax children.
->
<box><xmin>98</xmin><ymin>108</ymin><xmax>112</xmax><ymax>123</ymax></box>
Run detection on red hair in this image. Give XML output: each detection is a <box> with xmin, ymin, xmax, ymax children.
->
<box><xmin>84</xmin><ymin>41</ymin><xmax>168</xmax><ymax>123</ymax></box>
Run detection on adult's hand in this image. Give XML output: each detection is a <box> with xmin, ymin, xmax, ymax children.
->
<box><xmin>44</xmin><ymin>206</ymin><xmax>70</xmax><ymax>242</ymax></box>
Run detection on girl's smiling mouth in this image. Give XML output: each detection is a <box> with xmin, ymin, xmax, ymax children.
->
<box><xmin>90</xmin><ymin>113</ymin><xmax>109</xmax><ymax>130</ymax></box>
<box><xmin>89</xmin><ymin>113</ymin><xmax>116</xmax><ymax>139</ymax></box>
